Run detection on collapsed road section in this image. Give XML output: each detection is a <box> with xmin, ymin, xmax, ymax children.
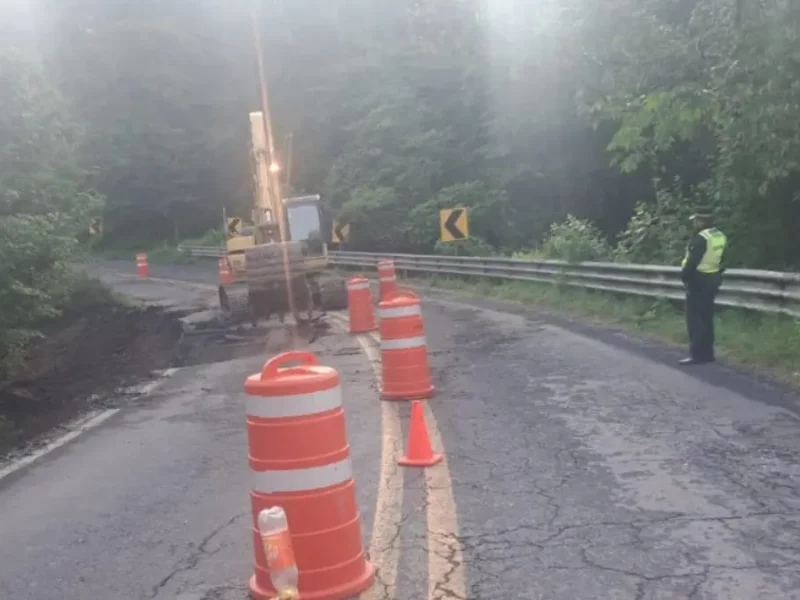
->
<box><xmin>0</xmin><ymin>265</ymin><xmax>303</xmax><ymax>470</ymax></box>
<box><xmin>0</xmin><ymin>267</ymin><xmax>390</xmax><ymax>600</ymax></box>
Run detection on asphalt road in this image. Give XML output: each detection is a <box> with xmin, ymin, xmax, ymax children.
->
<box><xmin>2</xmin><ymin>259</ymin><xmax>800</xmax><ymax>599</ymax></box>
<box><xmin>0</xmin><ymin>265</ymin><xmax>384</xmax><ymax>600</ymax></box>
<box><xmin>420</xmin><ymin>291</ymin><xmax>800</xmax><ymax>599</ymax></box>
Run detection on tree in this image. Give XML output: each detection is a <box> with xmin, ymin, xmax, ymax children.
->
<box><xmin>0</xmin><ymin>46</ymin><xmax>102</xmax><ymax>376</ymax></box>
<box><xmin>18</xmin><ymin>0</ymin><xmax>800</xmax><ymax>269</ymax></box>
<box><xmin>40</xmin><ymin>0</ymin><xmax>254</xmax><ymax>246</ymax></box>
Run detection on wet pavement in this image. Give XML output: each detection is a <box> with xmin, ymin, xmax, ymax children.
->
<box><xmin>421</xmin><ymin>292</ymin><xmax>800</xmax><ymax>599</ymax></box>
<box><xmin>0</xmin><ymin>265</ymin><xmax>383</xmax><ymax>600</ymax></box>
<box><xmin>2</xmin><ymin>260</ymin><xmax>800</xmax><ymax>599</ymax></box>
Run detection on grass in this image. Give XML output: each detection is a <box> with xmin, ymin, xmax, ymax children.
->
<box><xmin>407</xmin><ymin>274</ymin><xmax>800</xmax><ymax>387</ymax></box>
<box><xmin>88</xmin><ymin>245</ymin><xmax>798</xmax><ymax>385</ymax></box>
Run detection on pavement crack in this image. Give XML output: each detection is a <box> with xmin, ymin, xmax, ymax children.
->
<box><xmin>686</xmin><ymin>567</ymin><xmax>711</xmax><ymax>599</ymax></box>
<box><xmin>375</xmin><ymin>508</ymin><xmax>415</xmax><ymax>554</ymax></box>
<box><xmin>429</xmin><ymin>532</ymin><xmax>467</xmax><ymax>600</ymax></box>
<box><xmin>148</xmin><ymin>512</ymin><xmax>247</xmax><ymax>599</ymax></box>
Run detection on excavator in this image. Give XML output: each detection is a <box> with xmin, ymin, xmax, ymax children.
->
<box><xmin>218</xmin><ymin>111</ymin><xmax>347</xmax><ymax>327</ymax></box>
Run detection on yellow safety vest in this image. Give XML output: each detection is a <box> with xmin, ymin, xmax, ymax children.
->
<box><xmin>681</xmin><ymin>228</ymin><xmax>727</xmax><ymax>273</ymax></box>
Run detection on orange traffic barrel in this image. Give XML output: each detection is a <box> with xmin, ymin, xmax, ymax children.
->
<box><xmin>135</xmin><ymin>253</ymin><xmax>149</xmax><ymax>279</ymax></box>
<box><xmin>244</xmin><ymin>351</ymin><xmax>375</xmax><ymax>600</ymax></box>
<box><xmin>377</xmin><ymin>260</ymin><xmax>397</xmax><ymax>302</ymax></box>
<box><xmin>378</xmin><ymin>290</ymin><xmax>435</xmax><ymax>400</ymax></box>
<box><xmin>347</xmin><ymin>276</ymin><xmax>376</xmax><ymax>334</ymax></box>
<box><xmin>219</xmin><ymin>258</ymin><xmax>234</xmax><ymax>285</ymax></box>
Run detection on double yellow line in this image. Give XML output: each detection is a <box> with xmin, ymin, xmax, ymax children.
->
<box><xmin>118</xmin><ymin>274</ymin><xmax>466</xmax><ymax>599</ymax></box>
<box><xmin>336</xmin><ymin>323</ymin><xmax>466</xmax><ymax>600</ymax></box>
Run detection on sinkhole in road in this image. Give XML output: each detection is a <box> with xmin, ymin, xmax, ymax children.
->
<box><xmin>175</xmin><ymin>309</ymin><xmax>336</xmax><ymax>369</ymax></box>
<box><xmin>0</xmin><ymin>301</ymin><xmax>339</xmax><ymax>466</ymax></box>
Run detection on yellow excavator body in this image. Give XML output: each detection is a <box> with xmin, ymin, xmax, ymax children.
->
<box><xmin>217</xmin><ymin>112</ymin><xmax>346</xmax><ymax>324</ymax></box>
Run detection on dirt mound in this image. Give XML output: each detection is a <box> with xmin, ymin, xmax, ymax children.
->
<box><xmin>0</xmin><ymin>282</ymin><xmax>183</xmax><ymax>457</ymax></box>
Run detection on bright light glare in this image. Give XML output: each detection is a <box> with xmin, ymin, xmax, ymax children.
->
<box><xmin>269</xmin><ymin>163</ymin><xmax>281</xmax><ymax>173</ymax></box>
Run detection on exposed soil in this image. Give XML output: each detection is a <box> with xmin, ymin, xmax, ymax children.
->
<box><xmin>0</xmin><ymin>282</ymin><xmax>183</xmax><ymax>457</ymax></box>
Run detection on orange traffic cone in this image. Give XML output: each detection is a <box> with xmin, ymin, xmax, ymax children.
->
<box><xmin>378</xmin><ymin>290</ymin><xmax>434</xmax><ymax>400</ymax></box>
<box><xmin>377</xmin><ymin>260</ymin><xmax>398</xmax><ymax>302</ymax></box>
<box><xmin>398</xmin><ymin>401</ymin><xmax>442</xmax><ymax>468</ymax></box>
<box><xmin>218</xmin><ymin>258</ymin><xmax>234</xmax><ymax>285</ymax></box>
<box><xmin>245</xmin><ymin>351</ymin><xmax>375</xmax><ymax>600</ymax></box>
<box><xmin>347</xmin><ymin>276</ymin><xmax>376</xmax><ymax>334</ymax></box>
<box><xmin>136</xmin><ymin>253</ymin><xmax>150</xmax><ymax>279</ymax></box>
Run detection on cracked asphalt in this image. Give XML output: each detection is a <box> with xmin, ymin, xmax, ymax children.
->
<box><xmin>0</xmin><ymin>265</ymin><xmax>383</xmax><ymax>600</ymax></box>
<box><xmin>3</xmin><ymin>260</ymin><xmax>799</xmax><ymax>600</ymax></box>
<box><xmin>420</xmin><ymin>290</ymin><xmax>800</xmax><ymax>599</ymax></box>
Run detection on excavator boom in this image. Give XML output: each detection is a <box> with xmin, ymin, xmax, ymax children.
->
<box><xmin>217</xmin><ymin>112</ymin><xmax>347</xmax><ymax>325</ymax></box>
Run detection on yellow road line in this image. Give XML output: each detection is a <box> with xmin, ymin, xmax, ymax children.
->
<box><xmin>423</xmin><ymin>406</ymin><xmax>467</xmax><ymax>600</ymax></box>
<box><xmin>362</xmin><ymin>331</ymin><xmax>467</xmax><ymax>600</ymax></box>
<box><xmin>113</xmin><ymin>275</ymin><xmax>464</xmax><ymax>599</ymax></box>
<box><xmin>327</xmin><ymin>316</ymin><xmax>404</xmax><ymax>600</ymax></box>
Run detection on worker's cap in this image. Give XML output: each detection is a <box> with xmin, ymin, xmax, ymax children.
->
<box><xmin>690</xmin><ymin>205</ymin><xmax>713</xmax><ymax>220</ymax></box>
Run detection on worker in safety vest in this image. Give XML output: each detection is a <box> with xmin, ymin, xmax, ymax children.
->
<box><xmin>679</xmin><ymin>206</ymin><xmax>727</xmax><ymax>365</ymax></box>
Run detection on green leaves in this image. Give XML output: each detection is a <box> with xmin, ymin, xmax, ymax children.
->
<box><xmin>600</xmin><ymin>87</ymin><xmax>716</xmax><ymax>174</ymax></box>
<box><xmin>0</xmin><ymin>47</ymin><xmax>99</xmax><ymax>376</ymax></box>
<box><xmin>540</xmin><ymin>215</ymin><xmax>613</xmax><ymax>263</ymax></box>
<box><xmin>6</xmin><ymin>0</ymin><xmax>798</xmax><ymax>285</ymax></box>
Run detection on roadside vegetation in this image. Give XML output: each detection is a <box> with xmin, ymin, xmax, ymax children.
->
<box><xmin>88</xmin><ymin>229</ymin><xmax>225</xmax><ymax>264</ymax></box>
<box><xmin>0</xmin><ymin>46</ymin><xmax>103</xmax><ymax>380</ymax></box>
<box><xmin>408</xmin><ymin>274</ymin><xmax>800</xmax><ymax>386</ymax></box>
<box><xmin>400</xmin><ymin>209</ymin><xmax>800</xmax><ymax>384</ymax></box>
<box><xmin>1</xmin><ymin>1</ymin><xmax>799</xmax><ymax>383</ymax></box>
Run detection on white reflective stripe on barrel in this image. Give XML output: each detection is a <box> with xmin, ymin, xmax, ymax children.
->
<box><xmin>381</xmin><ymin>335</ymin><xmax>427</xmax><ymax>350</ymax></box>
<box><xmin>379</xmin><ymin>276</ymin><xmax>396</xmax><ymax>282</ymax></box>
<box><xmin>246</xmin><ymin>386</ymin><xmax>342</xmax><ymax>419</ymax></box>
<box><xmin>347</xmin><ymin>282</ymin><xmax>370</xmax><ymax>291</ymax></box>
<box><xmin>251</xmin><ymin>457</ymin><xmax>353</xmax><ymax>493</ymax></box>
<box><xmin>379</xmin><ymin>305</ymin><xmax>421</xmax><ymax>319</ymax></box>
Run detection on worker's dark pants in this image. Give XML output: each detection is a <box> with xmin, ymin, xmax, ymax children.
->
<box><xmin>685</xmin><ymin>275</ymin><xmax>721</xmax><ymax>361</ymax></box>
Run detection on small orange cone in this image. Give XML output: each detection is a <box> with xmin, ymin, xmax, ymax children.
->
<box><xmin>218</xmin><ymin>258</ymin><xmax>234</xmax><ymax>285</ymax></box>
<box><xmin>136</xmin><ymin>253</ymin><xmax>150</xmax><ymax>279</ymax></box>
<box><xmin>398</xmin><ymin>401</ymin><xmax>442</xmax><ymax>468</ymax></box>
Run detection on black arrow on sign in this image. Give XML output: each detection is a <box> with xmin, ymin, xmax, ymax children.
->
<box><xmin>334</xmin><ymin>222</ymin><xmax>347</xmax><ymax>242</ymax></box>
<box><xmin>444</xmin><ymin>209</ymin><xmax>466</xmax><ymax>240</ymax></box>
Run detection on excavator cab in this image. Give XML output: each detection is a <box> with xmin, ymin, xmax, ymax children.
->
<box><xmin>284</xmin><ymin>195</ymin><xmax>327</xmax><ymax>270</ymax></box>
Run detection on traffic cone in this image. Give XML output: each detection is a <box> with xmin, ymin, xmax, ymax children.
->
<box><xmin>136</xmin><ymin>253</ymin><xmax>150</xmax><ymax>279</ymax></box>
<box><xmin>347</xmin><ymin>276</ymin><xmax>377</xmax><ymax>334</ymax></box>
<box><xmin>218</xmin><ymin>258</ymin><xmax>234</xmax><ymax>285</ymax></box>
<box><xmin>377</xmin><ymin>260</ymin><xmax>398</xmax><ymax>302</ymax></box>
<box><xmin>245</xmin><ymin>351</ymin><xmax>375</xmax><ymax>600</ymax></box>
<box><xmin>378</xmin><ymin>290</ymin><xmax>434</xmax><ymax>400</ymax></box>
<box><xmin>398</xmin><ymin>401</ymin><xmax>442</xmax><ymax>468</ymax></box>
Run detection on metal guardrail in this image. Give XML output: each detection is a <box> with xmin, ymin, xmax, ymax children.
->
<box><xmin>178</xmin><ymin>245</ymin><xmax>800</xmax><ymax>317</ymax></box>
<box><xmin>178</xmin><ymin>245</ymin><xmax>225</xmax><ymax>258</ymax></box>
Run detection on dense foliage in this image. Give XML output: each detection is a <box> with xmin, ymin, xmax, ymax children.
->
<box><xmin>24</xmin><ymin>0</ymin><xmax>800</xmax><ymax>266</ymax></box>
<box><xmin>0</xmin><ymin>43</ymin><xmax>102</xmax><ymax>377</ymax></box>
<box><xmin>1</xmin><ymin>0</ymin><xmax>799</xmax><ymax>369</ymax></box>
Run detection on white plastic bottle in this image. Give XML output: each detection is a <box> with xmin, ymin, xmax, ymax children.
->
<box><xmin>258</xmin><ymin>506</ymin><xmax>299</xmax><ymax>594</ymax></box>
